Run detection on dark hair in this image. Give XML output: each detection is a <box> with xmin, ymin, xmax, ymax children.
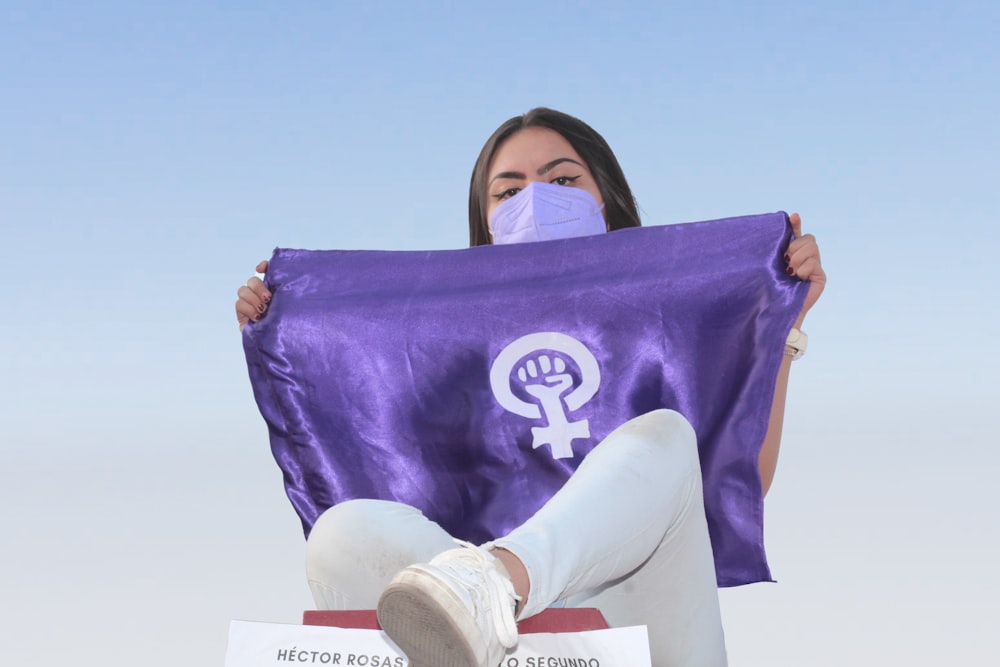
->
<box><xmin>468</xmin><ymin>108</ymin><xmax>642</xmax><ymax>246</ymax></box>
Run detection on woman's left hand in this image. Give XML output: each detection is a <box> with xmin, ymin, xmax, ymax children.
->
<box><xmin>786</xmin><ymin>212</ymin><xmax>826</xmax><ymax>322</ymax></box>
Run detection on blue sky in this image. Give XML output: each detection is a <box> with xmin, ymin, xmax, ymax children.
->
<box><xmin>2</xmin><ymin>2</ymin><xmax>997</xmax><ymax>665</ymax></box>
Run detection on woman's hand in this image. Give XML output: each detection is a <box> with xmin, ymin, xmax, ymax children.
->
<box><xmin>236</xmin><ymin>260</ymin><xmax>271</xmax><ymax>331</ymax></box>
<box><xmin>785</xmin><ymin>213</ymin><xmax>826</xmax><ymax>323</ymax></box>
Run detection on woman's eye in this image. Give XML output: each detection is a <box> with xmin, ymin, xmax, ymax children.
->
<box><xmin>493</xmin><ymin>188</ymin><xmax>521</xmax><ymax>200</ymax></box>
<box><xmin>551</xmin><ymin>175</ymin><xmax>581</xmax><ymax>186</ymax></box>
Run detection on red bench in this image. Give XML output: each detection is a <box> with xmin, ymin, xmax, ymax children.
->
<box><xmin>303</xmin><ymin>608</ymin><xmax>609</xmax><ymax>634</ymax></box>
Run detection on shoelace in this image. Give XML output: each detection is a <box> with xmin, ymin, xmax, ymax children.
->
<box><xmin>436</xmin><ymin>541</ymin><xmax>520</xmax><ymax>648</ymax></box>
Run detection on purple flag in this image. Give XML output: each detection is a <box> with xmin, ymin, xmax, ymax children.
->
<box><xmin>243</xmin><ymin>213</ymin><xmax>807</xmax><ymax>587</ymax></box>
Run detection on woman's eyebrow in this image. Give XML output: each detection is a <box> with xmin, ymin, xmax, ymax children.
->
<box><xmin>489</xmin><ymin>170</ymin><xmax>525</xmax><ymax>185</ymax></box>
<box><xmin>489</xmin><ymin>157</ymin><xmax>585</xmax><ymax>185</ymax></box>
<box><xmin>538</xmin><ymin>157</ymin><xmax>584</xmax><ymax>175</ymax></box>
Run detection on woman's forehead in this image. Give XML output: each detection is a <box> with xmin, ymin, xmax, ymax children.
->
<box><xmin>489</xmin><ymin>127</ymin><xmax>585</xmax><ymax>175</ymax></box>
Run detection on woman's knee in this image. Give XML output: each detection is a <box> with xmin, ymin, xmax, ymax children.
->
<box><xmin>631</xmin><ymin>408</ymin><xmax>696</xmax><ymax>439</ymax></box>
<box><xmin>307</xmin><ymin>500</ymin><xmax>381</xmax><ymax>581</ymax></box>
<box><xmin>305</xmin><ymin>499</ymin><xmax>454</xmax><ymax>586</ymax></box>
<box><xmin>307</xmin><ymin>500</ymin><xmax>405</xmax><ymax>574</ymax></box>
<box><xmin>308</xmin><ymin>500</ymin><xmax>395</xmax><ymax>547</ymax></box>
<box><xmin>614</xmin><ymin>409</ymin><xmax>700</xmax><ymax>469</ymax></box>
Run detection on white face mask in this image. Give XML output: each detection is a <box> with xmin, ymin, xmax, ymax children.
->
<box><xmin>489</xmin><ymin>182</ymin><xmax>607</xmax><ymax>245</ymax></box>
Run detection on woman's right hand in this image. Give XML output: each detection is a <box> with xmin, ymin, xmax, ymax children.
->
<box><xmin>236</xmin><ymin>260</ymin><xmax>271</xmax><ymax>331</ymax></box>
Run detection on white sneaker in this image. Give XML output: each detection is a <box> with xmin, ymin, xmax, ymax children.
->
<box><xmin>377</xmin><ymin>541</ymin><xmax>520</xmax><ymax>667</ymax></box>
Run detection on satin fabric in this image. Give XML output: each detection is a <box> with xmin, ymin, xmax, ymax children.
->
<box><xmin>243</xmin><ymin>212</ymin><xmax>807</xmax><ymax>587</ymax></box>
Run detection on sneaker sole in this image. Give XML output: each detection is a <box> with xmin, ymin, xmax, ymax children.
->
<box><xmin>378</xmin><ymin>566</ymin><xmax>487</xmax><ymax>667</ymax></box>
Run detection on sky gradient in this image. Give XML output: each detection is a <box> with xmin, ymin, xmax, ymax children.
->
<box><xmin>2</xmin><ymin>2</ymin><xmax>998</xmax><ymax>665</ymax></box>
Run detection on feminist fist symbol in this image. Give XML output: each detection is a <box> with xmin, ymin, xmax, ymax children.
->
<box><xmin>490</xmin><ymin>332</ymin><xmax>601</xmax><ymax>459</ymax></box>
<box><xmin>518</xmin><ymin>354</ymin><xmax>591</xmax><ymax>458</ymax></box>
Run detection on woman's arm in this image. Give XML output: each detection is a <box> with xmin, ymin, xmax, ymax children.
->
<box><xmin>759</xmin><ymin>213</ymin><xmax>826</xmax><ymax>495</ymax></box>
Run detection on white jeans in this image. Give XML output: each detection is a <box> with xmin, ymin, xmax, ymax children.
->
<box><xmin>305</xmin><ymin>409</ymin><xmax>728</xmax><ymax>667</ymax></box>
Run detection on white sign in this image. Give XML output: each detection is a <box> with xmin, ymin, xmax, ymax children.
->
<box><xmin>224</xmin><ymin>619</ymin><xmax>651</xmax><ymax>667</ymax></box>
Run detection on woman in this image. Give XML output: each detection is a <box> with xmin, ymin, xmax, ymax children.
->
<box><xmin>236</xmin><ymin>108</ymin><xmax>825</xmax><ymax>667</ymax></box>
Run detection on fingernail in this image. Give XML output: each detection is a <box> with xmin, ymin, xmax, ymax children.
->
<box><xmin>257</xmin><ymin>303</ymin><xmax>266</xmax><ymax>313</ymax></box>
<box><xmin>786</xmin><ymin>266</ymin><xmax>795</xmax><ymax>276</ymax></box>
<box><xmin>253</xmin><ymin>314</ymin><xmax>260</xmax><ymax>322</ymax></box>
<box><xmin>783</xmin><ymin>253</ymin><xmax>790</xmax><ymax>263</ymax></box>
<box><xmin>263</xmin><ymin>292</ymin><xmax>271</xmax><ymax>303</ymax></box>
